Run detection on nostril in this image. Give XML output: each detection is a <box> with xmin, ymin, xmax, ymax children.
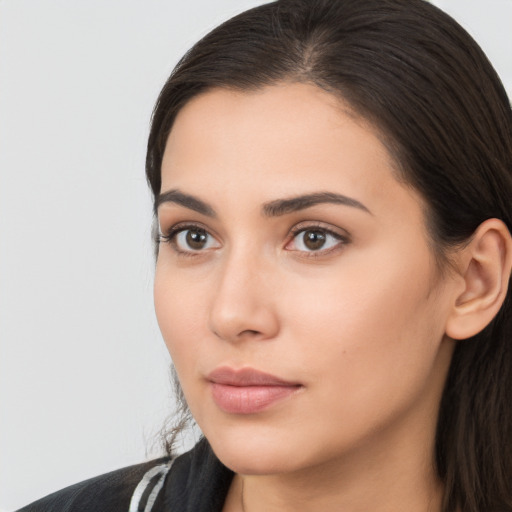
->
<box><xmin>213</xmin><ymin>328</ymin><xmax>263</xmax><ymax>341</ymax></box>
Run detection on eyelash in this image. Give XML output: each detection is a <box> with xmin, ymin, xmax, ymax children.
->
<box><xmin>158</xmin><ymin>222</ymin><xmax>214</xmax><ymax>257</ymax></box>
<box><xmin>158</xmin><ymin>222</ymin><xmax>350</xmax><ymax>258</ymax></box>
<box><xmin>287</xmin><ymin>223</ymin><xmax>350</xmax><ymax>257</ymax></box>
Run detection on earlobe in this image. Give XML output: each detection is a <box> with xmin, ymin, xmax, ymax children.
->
<box><xmin>445</xmin><ymin>218</ymin><xmax>512</xmax><ymax>340</ymax></box>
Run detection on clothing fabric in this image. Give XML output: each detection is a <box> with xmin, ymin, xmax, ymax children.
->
<box><xmin>17</xmin><ymin>438</ymin><xmax>234</xmax><ymax>512</ymax></box>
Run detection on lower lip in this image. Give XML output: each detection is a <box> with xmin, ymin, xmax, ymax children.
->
<box><xmin>210</xmin><ymin>383</ymin><xmax>301</xmax><ymax>414</ymax></box>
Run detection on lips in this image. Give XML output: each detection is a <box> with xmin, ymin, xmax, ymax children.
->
<box><xmin>207</xmin><ymin>367</ymin><xmax>302</xmax><ymax>414</ymax></box>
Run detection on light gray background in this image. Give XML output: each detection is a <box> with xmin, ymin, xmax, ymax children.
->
<box><xmin>1</xmin><ymin>1</ymin><xmax>511</xmax><ymax>510</ymax></box>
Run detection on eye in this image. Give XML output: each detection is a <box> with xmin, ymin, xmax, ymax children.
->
<box><xmin>160</xmin><ymin>225</ymin><xmax>220</xmax><ymax>254</ymax></box>
<box><xmin>286</xmin><ymin>226</ymin><xmax>347</xmax><ymax>254</ymax></box>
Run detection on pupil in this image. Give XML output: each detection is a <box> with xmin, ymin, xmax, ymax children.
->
<box><xmin>186</xmin><ymin>229</ymin><xmax>207</xmax><ymax>249</ymax></box>
<box><xmin>304</xmin><ymin>230</ymin><xmax>326</xmax><ymax>250</ymax></box>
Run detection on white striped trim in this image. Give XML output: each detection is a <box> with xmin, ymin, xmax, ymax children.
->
<box><xmin>144</xmin><ymin>469</ymin><xmax>169</xmax><ymax>512</ymax></box>
<box><xmin>128</xmin><ymin>461</ymin><xmax>173</xmax><ymax>512</ymax></box>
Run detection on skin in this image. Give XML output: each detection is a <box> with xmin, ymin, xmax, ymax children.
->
<box><xmin>154</xmin><ymin>83</ymin><xmax>462</xmax><ymax>511</ymax></box>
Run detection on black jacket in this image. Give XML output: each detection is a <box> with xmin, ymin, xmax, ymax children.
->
<box><xmin>17</xmin><ymin>438</ymin><xmax>234</xmax><ymax>512</ymax></box>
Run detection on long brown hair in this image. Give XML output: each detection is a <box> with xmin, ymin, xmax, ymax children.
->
<box><xmin>146</xmin><ymin>1</ymin><xmax>512</xmax><ymax>510</ymax></box>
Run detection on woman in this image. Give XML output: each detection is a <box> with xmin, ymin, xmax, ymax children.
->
<box><xmin>19</xmin><ymin>0</ymin><xmax>512</xmax><ymax>511</ymax></box>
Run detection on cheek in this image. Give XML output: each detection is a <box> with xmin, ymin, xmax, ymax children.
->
<box><xmin>282</xmin><ymin>246</ymin><xmax>446</xmax><ymax>408</ymax></box>
<box><xmin>154</xmin><ymin>264</ymin><xmax>215</xmax><ymax>425</ymax></box>
<box><xmin>154</xmin><ymin>262</ymin><xmax>206</xmax><ymax>366</ymax></box>
<box><xmin>286</xmin><ymin>245</ymin><xmax>438</xmax><ymax>339</ymax></box>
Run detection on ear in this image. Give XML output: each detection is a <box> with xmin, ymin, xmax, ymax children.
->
<box><xmin>445</xmin><ymin>218</ymin><xmax>512</xmax><ymax>340</ymax></box>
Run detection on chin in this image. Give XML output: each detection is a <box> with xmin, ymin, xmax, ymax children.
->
<box><xmin>212</xmin><ymin>443</ymin><xmax>296</xmax><ymax>476</ymax></box>
<box><xmin>203</xmin><ymin>424</ymin><xmax>313</xmax><ymax>476</ymax></box>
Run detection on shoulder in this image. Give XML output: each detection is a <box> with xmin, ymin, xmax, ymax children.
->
<box><xmin>16</xmin><ymin>457</ymin><xmax>171</xmax><ymax>512</ymax></box>
<box><xmin>17</xmin><ymin>439</ymin><xmax>234</xmax><ymax>512</ymax></box>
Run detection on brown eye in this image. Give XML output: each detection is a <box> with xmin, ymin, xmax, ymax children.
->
<box><xmin>185</xmin><ymin>229</ymin><xmax>208</xmax><ymax>250</ymax></box>
<box><xmin>287</xmin><ymin>227</ymin><xmax>345</xmax><ymax>254</ymax></box>
<box><xmin>165</xmin><ymin>226</ymin><xmax>221</xmax><ymax>253</ymax></box>
<box><xmin>303</xmin><ymin>230</ymin><xmax>327</xmax><ymax>250</ymax></box>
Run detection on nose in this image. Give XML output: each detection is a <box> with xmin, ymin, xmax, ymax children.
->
<box><xmin>208</xmin><ymin>250</ymin><xmax>280</xmax><ymax>343</ymax></box>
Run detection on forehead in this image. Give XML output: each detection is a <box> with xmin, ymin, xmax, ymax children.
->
<box><xmin>160</xmin><ymin>83</ymin><xmax>423</xmax><ymax>221</ymax></box>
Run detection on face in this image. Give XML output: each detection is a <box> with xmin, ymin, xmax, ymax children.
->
<box><xmin>154</xmin><ymin>83</ymin><xmax>456</xmax><ymax>477</ymax></box>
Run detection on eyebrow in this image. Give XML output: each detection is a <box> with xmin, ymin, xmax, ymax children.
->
<box><xmin>156</xmin><ymin>189</ymin><xmax>371</xmax><ymax>217</ymax></box>
<box><xmin>262</xmin><ymin>192</ymin><xmax>372</xmax><ymax>216</ymax></box>
<box><xmin>155</xmin><ymin>189</ymin><xmax>216</xmax><ymax>217</ymax></box>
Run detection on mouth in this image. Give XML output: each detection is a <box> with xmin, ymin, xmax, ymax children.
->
<box><xmin>207</xmin><ymin>366</ymin><xmax>303</xmax><ymax>414</ymax></box>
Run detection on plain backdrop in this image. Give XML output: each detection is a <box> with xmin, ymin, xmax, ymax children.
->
<box><xmin>1</xmin><ymin>1</ymin><xmax>511</xmax><ymax>510</ymax></box>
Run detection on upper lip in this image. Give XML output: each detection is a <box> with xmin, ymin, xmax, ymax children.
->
<box><xmin>207</xmin><ymin>366</ymin><xmax>301</xmax><ymax>387</ymax></box>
